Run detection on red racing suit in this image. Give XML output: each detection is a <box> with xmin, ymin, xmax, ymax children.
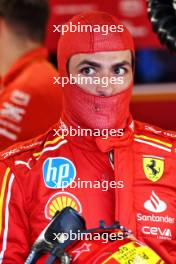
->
<box><xmin>0</xmin><ymin>120</ymin><xmax>176</xmax><ymax>263</ymax></box>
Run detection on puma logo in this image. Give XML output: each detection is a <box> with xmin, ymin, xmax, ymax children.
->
<box><xmin>15</xmin><ymin>158</ymin><xmax>32</xmax><ymax>169</ymax></box>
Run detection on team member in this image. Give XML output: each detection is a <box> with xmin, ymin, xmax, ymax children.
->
<box><xmin>0</xmin><ymin>12</ymin><xmax>175</xmax><ymax>263</ymax></box>
<box><xmin>0</xmin><ymin>0</ymin><xmax>62</xmax><ymax>150</ymax></box>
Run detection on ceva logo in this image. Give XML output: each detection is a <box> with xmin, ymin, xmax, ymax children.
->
<box><xmin>142</xmin><ymin>226</ymin><xmax>172</xmax><ymax>239</ymax></box>
<box><xmin>144</xmin><ymin>191</ymin><xmax>167</xmax><ymax>213</ymax></box>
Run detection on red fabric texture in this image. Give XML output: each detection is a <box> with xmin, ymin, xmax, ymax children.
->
<box><xmin>58</xmin><ymin>11</ymin><xmax>134</xmax><ymax>76</ymax></box>
<box><xmin>95</xmin><ymin>117</ymin><xmax>135</xmax><ymax>231</ymax></box>
<box><xmin>62</xmin><ymin>83</ymin><xmax>133</xmax><ymax>130</ymax></box>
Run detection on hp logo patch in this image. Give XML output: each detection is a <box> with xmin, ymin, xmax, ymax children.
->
<box><xmin>43</xmin><ymin>157</ymin><xmax>76</xmax><ymax>188</ymax></box>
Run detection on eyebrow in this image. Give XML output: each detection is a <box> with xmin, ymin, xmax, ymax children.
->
<box><xmin>77</xmin><ymin>60</ymin><xmax>131</xmax><ymax>68</ymax></box>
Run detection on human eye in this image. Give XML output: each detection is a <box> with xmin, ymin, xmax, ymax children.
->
<box><xmin>79</xmin><ymin>67</ymin><xmax>96</xmax><ymax>76</ymax></box>
<box><xmin>114</xmin><ymin>67</ymin><xmax>127</xmax><ymax>76</ymax></box>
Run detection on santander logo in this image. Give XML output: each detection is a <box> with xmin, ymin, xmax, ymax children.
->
<box><xmin>144</xmin><ymin>191</ymin><xmax>167</xmax><ymax>213</ymax></box>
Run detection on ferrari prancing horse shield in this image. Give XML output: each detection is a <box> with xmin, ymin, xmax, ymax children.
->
<box><xmin>143</xmin><ymin>157</ymin><xmax>164</xmax><ymax>182</ymax></box>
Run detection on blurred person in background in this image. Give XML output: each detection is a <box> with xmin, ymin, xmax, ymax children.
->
<box><xmin>0</xmin><ymin>0</ymin><xmax>63</xmax><ymax>150</ymax></box>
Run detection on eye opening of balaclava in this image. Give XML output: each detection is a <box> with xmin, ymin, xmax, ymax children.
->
<box><xmin>57</xmin><ymin>11</ymin><xmax>135</xmax><ymax>131</ymax></box>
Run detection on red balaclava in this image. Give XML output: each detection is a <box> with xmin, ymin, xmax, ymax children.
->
<box><xmin>57</xmin><ymin>11</ymin><xmax>135</xmax><ymax>130</ymax></box>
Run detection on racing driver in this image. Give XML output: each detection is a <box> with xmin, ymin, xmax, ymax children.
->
<box><xmin>0</xmin><ymin>11</ymin><xmax>175</xmax><ymax>263</ymax></box>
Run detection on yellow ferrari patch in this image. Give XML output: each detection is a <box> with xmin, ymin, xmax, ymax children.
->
<box><xmin>143</xmin><ymin>157</ymin><xmax>164</xmax><ymax>182</ymax></box>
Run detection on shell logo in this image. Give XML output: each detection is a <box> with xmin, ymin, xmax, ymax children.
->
<box><xmin>45</xmin><ymin>192</ymin><xmax>82</xmax><ymax>220</ymax></box>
